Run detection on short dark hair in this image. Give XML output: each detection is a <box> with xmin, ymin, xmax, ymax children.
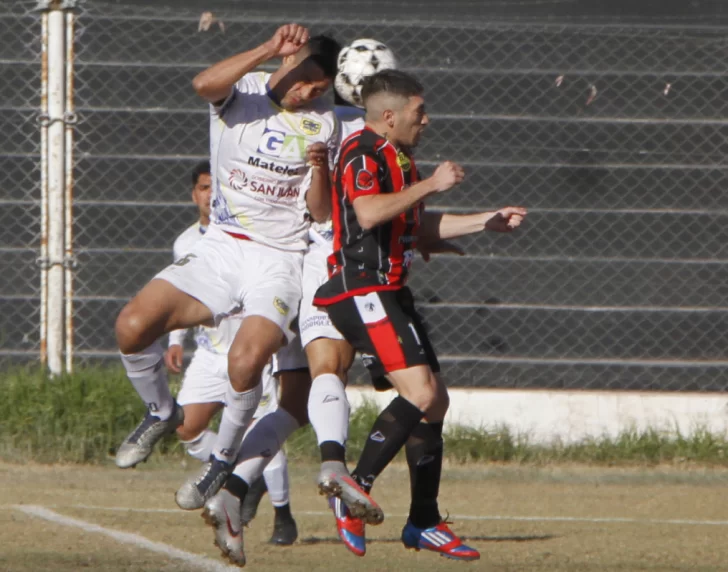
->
<box><xmin>306</xmin><ymin>34</ymin><xmax>342</xmax><ymax>79</ymax></box>
<box><xmin>361</xmin><ymin>69</ymin><xmax>424</xmax><ymax>106</ymax></box>
<box><xmin>191</xmin><ymin>160</ymin><xmax>210</xmax><ymax>186</ymax></box>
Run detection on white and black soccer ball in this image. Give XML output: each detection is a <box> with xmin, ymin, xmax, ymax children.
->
<box><xmin>335</xmin><ymin>39</ymin><xmax>397</xmax><ymax>108</ymax></box>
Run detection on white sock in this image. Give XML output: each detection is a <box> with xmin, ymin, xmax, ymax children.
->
<box><xmin>181</xmin><ymin>429</ymin><xmax>217</xmax><ymax>462</ymax></box>
<box><xmin>212</xmin><ymin>383</ymin><xmax>263</xmax><ymax>463</ymax></box>
<box><xmin>120</xmin><ymin>341</ymin><xmax>174</xmax><ymax>420</ymax></box>
<box><xmin>263</xmin><ymin>450</ymin><xmax>290</xmax><ymax>507</ymax></box>
<box><xmin>308</xmin><ymin>373</ymin><xmax>350</xmax><ymax>446</ymax></box>
<box><xmin>232</xmin><ymin>408</ymin><xmax>299</xmax><ymax>486</ymax></box>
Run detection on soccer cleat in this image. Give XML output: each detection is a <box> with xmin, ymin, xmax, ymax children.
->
<box><xmin>329</xmin><ymin>496</ymin><xmax>366</xmax><ymax>557</ymax></box>
<box><xmin>317</xmin><ymin>461</ymin><xmax>384</xmax><ymax>525</ymax></box>
<box><xmin>175</xmin><ymin>457</ymin><xmax>233</xmax><ymax>510</ymax></box>
<box><xmin>202</xmin><ymin>489</ymin><xmax>246</xmax><ymax>567</ymax></box>
<box><xmin>268</xmin><ymin>513</ymin><xmax>298</xmax><ymax>546</ymax></box>
<box><xmin>401</xmin><ymin>519</ymin><xmax>480</xmax><ymax>561</ymax></box>
<box><xmin>115</xmin><ymin>403</ymin><xmax>184</xmax><ymax>469</ymax></box>
<box><xmin>240</xmin><ymin>476</ymin><xmax>267</xmax><ymax>527</ymax></box>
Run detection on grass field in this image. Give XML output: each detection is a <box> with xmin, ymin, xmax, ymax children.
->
<box><xmin>3</xmin><ymin>461</ymin><xmax>728</xmax><ymax>571</ymax></box>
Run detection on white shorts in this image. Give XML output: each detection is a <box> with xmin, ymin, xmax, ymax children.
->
<box><xmin>156</xmin><ymin>225</ymin><xmax>303</xmax><ymax>343</ymax></box>
<box><xmin>299</xmin><ymin>240</ymin><xmax>344</xmax><ymax>348</ymax></box>
<box><xmin>176</xmin><ymin>348</ymin><xmax>279</xmax><ymax>419</ymax></box>
<box><xmin>273</xmin><ymin>335</ymin><xmax>309</xmax><ymax>372</ymax></box>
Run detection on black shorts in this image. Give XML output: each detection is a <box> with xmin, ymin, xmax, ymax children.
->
<box><xmin>325</xmin><ymin>287</ymin><xmax>440</xmax><ymax>389</ymax></box>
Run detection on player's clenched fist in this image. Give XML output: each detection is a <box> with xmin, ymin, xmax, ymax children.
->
<box><xmin>266</xmin><ymin>23</ymin><xmax>310</xmax><ymax>57</ymax></box>
<box><xmin>305</xmin><ymin>142</ymin><xmax>328</xmax><ymax>168</ymax></box>
<box><xmin>485</xmin><ymin>206</ymin><xmax>527</xmax><ymax>233</ymax></box>
<box><xmin>430</xmin><ymin>161</ymin><xmax>465</xmax><ymax>192</ymax></box>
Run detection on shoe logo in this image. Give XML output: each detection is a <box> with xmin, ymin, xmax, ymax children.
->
<box><xmin>224</xmin><ymin>507</ymin><xmax>241</xmax><ymax>538</ymax></box>
<box><xmin>417</xmin><ymin>455</ymin><xmax>435</xmax><ymax>466</ymax></box>
<box><xmin>323</xmin><ymin>395</ymin><xmax>340</xmax><ymax>403</ymax></box>
<box><xmin>148</xmin><ymin>402</ymin><xmax>159</xmax><ymax>412</ymax></box>
<box><xmin>370</xmin><ymin>431</ymin><xmax>385</xmax><ymax>443</ymax></box>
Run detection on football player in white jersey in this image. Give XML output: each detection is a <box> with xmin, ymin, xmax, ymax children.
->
<box><xmin>163</xmin><ymin>162</ymin><xmax>298</xmax><ymax>546</ymax></box>
<box><xmin>113</xmin><ymin>24</ymin><xmax>340</xmax><ymax>525</ymax></box>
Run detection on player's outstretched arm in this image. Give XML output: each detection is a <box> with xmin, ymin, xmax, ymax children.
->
<box><xmin>192</xmin><ymin>23</ymin><xmax>310</xmax><ymax>104</ymax></box>
<box><xmin>419</xmin><ymin>207</ymin><xmax>527</xmax><ymax>241</ymax></box>
<box><xmin>351</xmin><ymin>161</ymin><xmax>463</xmax><ymax>230</ymax></box>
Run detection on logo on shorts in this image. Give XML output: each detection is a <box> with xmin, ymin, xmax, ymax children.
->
<box><xmin>173</xmin><ymin>253</ymin><xmax>197</xmax><ymax>267</ymax></box>
<box><xmin>323</xmin><ymin>395</ymin><xmax>340</xmax><ymax>403</ymax></box>
<box><xmin>273</xmin><ymin>297</ymin><xmax>290</xmax><ymax>316</ymax></box>
<box><xmin>361</xmin><ymin>353</ymin><xmax>376</xmax><ymax>366</ymax></box>
<box><xmin>364</xmin><ymin>302</ymin><xmax>376</xmax><ymax>312</ymax></box>
<box><xmin>228</xmin><ymin>169</ymin><xmax>249</xmax><ymax>190</ymax></box>
<box><xmin>300</xmin><ymin>118</ymin><xmax>322</xmax><ymax>135</ymax></box>
<box><xmin>356</xmin><ymin>169</ymin><xmax>375</xmax><ymax>191</ymax></box>
<box><xmin>370</xmin><ymin>431</ymin><xmax>386</xmax><ymax>443</ymax></box>
<box><xmin>396</xmin><ymin>151</ymin><xmax>411</xmax><ymax>172</ymax></box>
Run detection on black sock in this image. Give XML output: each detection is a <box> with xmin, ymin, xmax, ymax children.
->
<box><xmin>223</xmin><ymin>474</ymin><xmax>249</xmax><ymax>501</ymax></box>
<box><xmin>351</xmin><ymin>396</ymin><xmax>425</xmax><ymax>492</ymax></box>
<box><xmin>320</xmin><ymin>440</ymin><xmax>347</xmax><ymax>463</ymax></box>
<box><xmin>274</xmin><ymin>503</ymin><xmax>293</xmax><ymax>522</ymax></box>
<box><xmin>406</xmin><ymin>421</ymin><xmax>444</xmax><ymax>529</ymax></box>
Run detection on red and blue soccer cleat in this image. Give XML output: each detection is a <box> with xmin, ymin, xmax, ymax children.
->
<box><xmin>329</xmin><ymin>496</ymin><xmax>366</xmax><ymax>557</ymax></box>
<box><xmin>401</xmin><ymin>519</ymin><xmax>480</xmax><ymax>561</ymax></box>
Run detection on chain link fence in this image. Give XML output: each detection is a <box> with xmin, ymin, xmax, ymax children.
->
<box><xmin>0</xmin><ymin>2</ymin><xmax>44</xmax><ymax>368</ymax></box>
<box><xmin>3</xmin><ymin>0</ymin><xmax>728</xmax><ymax>390</ymax></box>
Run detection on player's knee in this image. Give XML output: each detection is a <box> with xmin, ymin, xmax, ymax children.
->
<box><xmin>115</xmin><ymin>303</ymin><xmax>152</xmax><ymax>354</ymax></box>
<box><xmin>228</xmin><ymin>343</ymin><xmax>268</xmax><ymax>392</ymax></box>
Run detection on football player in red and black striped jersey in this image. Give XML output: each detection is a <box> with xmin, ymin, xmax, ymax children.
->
<box><xmin>315</xmin><ymin>69</ymin><xmax>526</xmax><ymax>561</ymax></box>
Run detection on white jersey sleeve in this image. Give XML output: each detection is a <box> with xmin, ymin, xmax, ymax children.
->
<box><xmin>209</xmin><ymin>72</ymin><xmax>338</xmax><ymax>252</ymax></box>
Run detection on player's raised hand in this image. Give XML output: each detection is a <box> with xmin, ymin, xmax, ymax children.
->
<box><xmin>485</xmin><ymin>206</ymin><xmax>527</xmax><ymax>233</ymax></box>
<box><xmin>305</xmin><ymin>142</ymin><xmax>329</xmax><ymax>168</ymax></box>
<box><xmin>430</xmin><ymin>161</ymin><xmax>464</xmax><ymax>192</ymax></box>
<box><xmin>266</xmin><ymin>23</ymin><xmax>309</xmax><ymax>57</ymax></box>
<box><xmin>164</xmin><ymin>345</ymin><xmax>184</xmax><ymax>374</ymax></box>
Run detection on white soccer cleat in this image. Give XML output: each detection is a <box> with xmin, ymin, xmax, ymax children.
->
<box><xmin>175</xmin><ymin>457</ymin><xmax>233</xmax><ymax>510</ymax></box>
<box><xmin>115</xmin><ymin>404</ymin><xmax>184</xmax><ymax>469</ymax></box>
<box><xmin>317</xmin><ymin>461</ymin><xmax>384</xmax><ymax>526</ymax></box>
<box><xmin>202</xmin><ymin>489</ymin><xmax>246</xmax><ymax>567</ymax></box>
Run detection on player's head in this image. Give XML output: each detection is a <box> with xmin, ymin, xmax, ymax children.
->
<box><xmin>277</xmin><ymin>34</ymin><xmax>341</xmax><ymax>110</ymax></box>
<box><xmin>362</xmin><ymin>69</ymin><xmax>428</xmax><ymax>148</ymax></box>
<box><xmin>191</xmin><ymin>161</ymin><xmax>211</xmax><ymax>222</ymax></box>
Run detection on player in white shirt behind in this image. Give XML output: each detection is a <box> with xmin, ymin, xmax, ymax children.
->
<box><xmin>113</xmin><ymin>25</ymin><xmax>340</xmax><ymax>541</ymax></box>
<box><xmin>164</xmin><ymin>162</ymin><xmax>298</xmax><ymax>546</ymax></box>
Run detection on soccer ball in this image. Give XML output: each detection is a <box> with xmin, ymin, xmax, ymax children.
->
<box><xmin>335</xmin><ymin>39</ymin><xmax>397</xmax><ymax>108</ymax></box>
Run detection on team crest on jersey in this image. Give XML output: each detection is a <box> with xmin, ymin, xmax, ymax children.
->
<box><xmin>356</xmin><ymin>169</ymin><xmax>375</xmax><ymax>190</ymax></box>
<box><xmin>300</xmin><ymin>118</ymin><xmax>321</xmax><ymax>135</ymax></box>
<box><xmin>273</xmin><ymin>296</ymin><xmax>290</xmax><ymax>316</ymax></box>
<box><xmin>228</xmin><ymin>169</ymin><xmax>248</xmax><ymax>190</ymax></box>
<box><xmin>259</xmin><ymin>394</ymin><xmax>270</xmax><ymax>408</ymax></box>
<box><xmin>396</xmin><ymin>151</ymin><xmax>411</xmax><ymax>172</ymax></box>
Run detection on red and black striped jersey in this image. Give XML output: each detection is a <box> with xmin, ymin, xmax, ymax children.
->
<box><xmin>314</xmin><ymin>126</ymin><xmax>422</xmax><ymax>305</ymax></box>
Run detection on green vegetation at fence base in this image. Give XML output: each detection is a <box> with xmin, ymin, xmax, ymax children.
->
<box><xmin>2</xmin><ymin>366</ymin><xmax>728</xmax><ymax>467</ymax></box>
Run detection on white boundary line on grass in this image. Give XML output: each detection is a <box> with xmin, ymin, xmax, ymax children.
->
<box><xmin>13</xmin><ymin>505</ymin><xmax>240</xmax><ymax>572</ymax></box>
<box><xmin>71</xmin><ymin>504</ymin><xmax>728</xmax><ymax>528</ymax></box>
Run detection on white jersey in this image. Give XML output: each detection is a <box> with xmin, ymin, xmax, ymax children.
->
<box><xmin>309</xmin><ymin>105</ymin><xmax>365</xmax><ymax>247</ymax></box>
<box><xmin>168</xmin><ymin>222</ymin><xmax>242</xmax><ymax>355</ymax></box>
<box><xmin>210</xmin><ymin>72</ymin><xmax>339</xmax><ymax>252</ymax></box>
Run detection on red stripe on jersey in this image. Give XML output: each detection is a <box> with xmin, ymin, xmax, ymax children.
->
<box><xmin>382</xmin><ymin>145</ymin><xmax>407</xmax><ymax>284</ymax></box>
<box><xmin>313</xmin><ymin>283</ymin><xmax>401</xmax><ymax>307</ymax></box>
<box><xmin>366</xmin><ymin>316</ymin><xmax>407</xmax><ymax>372</ymax></box>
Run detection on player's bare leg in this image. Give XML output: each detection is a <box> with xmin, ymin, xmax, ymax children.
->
<box><xmin>177</xmin><ymin>402</ymin><xmax>223</xmax><ymax>462</ymax></box>
<box><xmin>115</xmin><ymin>279</ymin><xmax>213</xmax><ymax>468</ymax></box>
<box><xmin>176</xmin><ymin>316</ymin><xmax>284</xmax><ymax>510</ymax></box>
